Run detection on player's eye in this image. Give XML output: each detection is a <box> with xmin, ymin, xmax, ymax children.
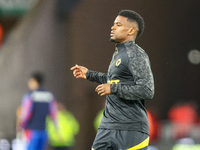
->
<box><xmin>117</xmin><ymin>23</ymin><xmax>121</xmax><ymax>26</ymax></box>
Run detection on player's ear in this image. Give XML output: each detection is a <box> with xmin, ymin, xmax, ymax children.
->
<box><xmin>128</xmin><ymin>27</ymin><xmax>137</xmax><ymax>36</ymax></box>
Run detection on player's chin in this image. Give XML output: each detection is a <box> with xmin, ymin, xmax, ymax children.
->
<box><xmin>109</xmin><ymin>37</ymin><xmax>115</xmax><ymax>43</ymax></box>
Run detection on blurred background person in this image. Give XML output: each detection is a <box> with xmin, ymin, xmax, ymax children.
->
<box><xmin>46</xmin><ymin>101</ymin><xmax>79</xmax><ymax>150</ymax></box>
<box><xmin>168</xmin><ymin>100</ymin><xmax>198</xmax><ymax>140</ymax></box>
<box><xmin>147</xmin><ymin>110</ymin><xmax>161</xmax><ymax>143</ymax></box>
<box><xmin>146</xmin><ymin>109</ymin><xmax>161</xmax><ymax>150</ymax></box>
<box><xmin>18</xmin><ymin>71</ymin><xmax>58</xmax><ymax>150</ymax></box>
<box><xmin>93</xmin><ymin>109</ymin><xmax>104</xmax><ymax>132</ymax></box>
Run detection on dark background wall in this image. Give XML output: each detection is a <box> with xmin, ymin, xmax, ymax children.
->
<box><xmin>0</xmin><ymin>0</ymin><xmax>200</xmax><ymax>149</ymax></box>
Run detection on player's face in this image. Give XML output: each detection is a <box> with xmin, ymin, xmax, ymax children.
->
<box><xmin>28</xmin><ymin>78</ymin><xmax>39</xmax><ymax>91</ymax></box>
<box><xmin>110</xmin><ymin>15</ymin><xmax>132</xmax><ymax>44</ymax></box>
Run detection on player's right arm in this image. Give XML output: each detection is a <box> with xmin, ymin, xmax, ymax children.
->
<box><xmin>70</xmin><ymin>64</ymin><xmax>108</xmax><ymax>84</ymax></box>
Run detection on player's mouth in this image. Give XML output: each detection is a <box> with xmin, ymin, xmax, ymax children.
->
<box><xmin>110</xmin><ymin>31</ymin><xmax>114</xmax><ymax>37</ymax></box>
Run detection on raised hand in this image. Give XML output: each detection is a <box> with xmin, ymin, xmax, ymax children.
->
<box><xmin>70</xmin><ymin>65</ymin><xmax>88</xmax><ymax>79</ymax></box>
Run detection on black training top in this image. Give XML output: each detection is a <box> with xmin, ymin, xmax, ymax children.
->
<box><xmin>86</xmin><ymin>40</ymin><xmax>154</xmax><ymax>135</ymax></box>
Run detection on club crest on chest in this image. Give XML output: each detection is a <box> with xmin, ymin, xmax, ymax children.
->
<box><xmin>116</xmin><ymin>59</ymin><xmax>121</xmax><ymax>66</ymax></box>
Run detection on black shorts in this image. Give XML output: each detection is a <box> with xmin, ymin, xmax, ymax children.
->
<box><xmin>92</xmin><ymin>129</ymin><xmax>149</xmax><ymax>150</ymax></box>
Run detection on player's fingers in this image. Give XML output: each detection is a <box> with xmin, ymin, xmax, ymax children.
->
<box><xmin>96</xmin><ymin>86</ymin><xmax>105</xmax><ymax>96</ymax></box>
<box><xmin>70</xmin><ymin>64</ymin><xmax>79</xmax><ymax>70</ymax></box>
<box><xmin>95</xmin><ymin>86</ymin><xmax>99</xmax><ymax>92</ymax></box>
<box><xmin>98</xmin><ymin>90</ymin><xmax>103</xmax><ymax>96</ymax></box>
<box><xmin>73</xmin><ymin>70</ymin><xmax>81</xmax><ymax>78</ymax></box>
<box><xmin>70</xmin><ymin>66</ymin><xmax>76</xmax><ymax>70</ymax></box>
<box><xmin>95</xmin><ymin>85</ymin><xmax>102</xmax><ymax>92</ymax></box>
<box><xmin>99</xmin><ymin>90</ymin><xmax>106</xmax><ymax>96</ymax></box>
<box><xmin>76</xmin><ymin>74</ymin><xmax>83</xmax><ymax>78</ymax></box>
<box><xmin>73</xmin><ymin>70</ymin><xmax>78</xmax><ymax>76</ymax></box>
<box><xmin>100</xmin><ymin>93</ymin><xmax>105</xmax><ymax>96</ymax></box>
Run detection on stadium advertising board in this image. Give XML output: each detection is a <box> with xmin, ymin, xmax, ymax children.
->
<box><xmin>0</xmin><ymin>0</ymin><xmax>38</xmax><ymax>17</ymax></box>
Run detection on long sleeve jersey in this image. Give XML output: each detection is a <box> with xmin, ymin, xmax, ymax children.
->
<box><xmin>20</xmin><ymin>88</ymin><xmax>57</xmax><ymax>130</ymax></box>
<box><xmin>86</xmin><ymin>40</ymin><xmax>154</xmax><ymax>135</ymax></box>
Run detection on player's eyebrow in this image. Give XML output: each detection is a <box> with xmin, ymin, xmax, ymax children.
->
<box><xmin>114</xmin><ymin>21</ymin><xmax>123</xmax><ymax>25</ymax></box>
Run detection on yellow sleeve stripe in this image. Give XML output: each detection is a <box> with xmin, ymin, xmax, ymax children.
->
<box><xmin>127</xmin><ymin>136</ymin><xmax>149</xmax><ymax>150</ymax></box>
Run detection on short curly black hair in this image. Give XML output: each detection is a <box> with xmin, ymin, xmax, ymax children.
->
<box><xmin>30</xmin><ymin>71</ymin><xmax>45</xmax><ymax>86</ymax></box>
<box><xmin>118</xmin><ymin>10</ymin><xmax>145</xmax><ymax>37</ymax></box>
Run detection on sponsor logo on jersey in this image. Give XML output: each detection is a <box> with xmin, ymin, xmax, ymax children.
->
<box><xmin>31</xmin><ymin>91</ymin><xmax>53</xmax><ymax>102</ymax></box>
<box><xmin>107</xmin><ymin>80</ymin><xmax>120</xmax><ymax>84</ymax></box>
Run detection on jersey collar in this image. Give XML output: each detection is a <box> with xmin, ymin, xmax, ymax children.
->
<box><xmin>115</xmin><ymin>40</ymin><xmax>135</xmax><ymax>50</ymax></box>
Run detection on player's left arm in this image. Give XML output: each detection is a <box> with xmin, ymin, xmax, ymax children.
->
<box><xmin>19</xmin><ymin>94</ymin><xmax>33</xmax><ymax>128</ymax></box>
<box><xmin>110</xmin><ymin>52</ymin><xmax>155</xmax><ymax>100</ymax></box>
